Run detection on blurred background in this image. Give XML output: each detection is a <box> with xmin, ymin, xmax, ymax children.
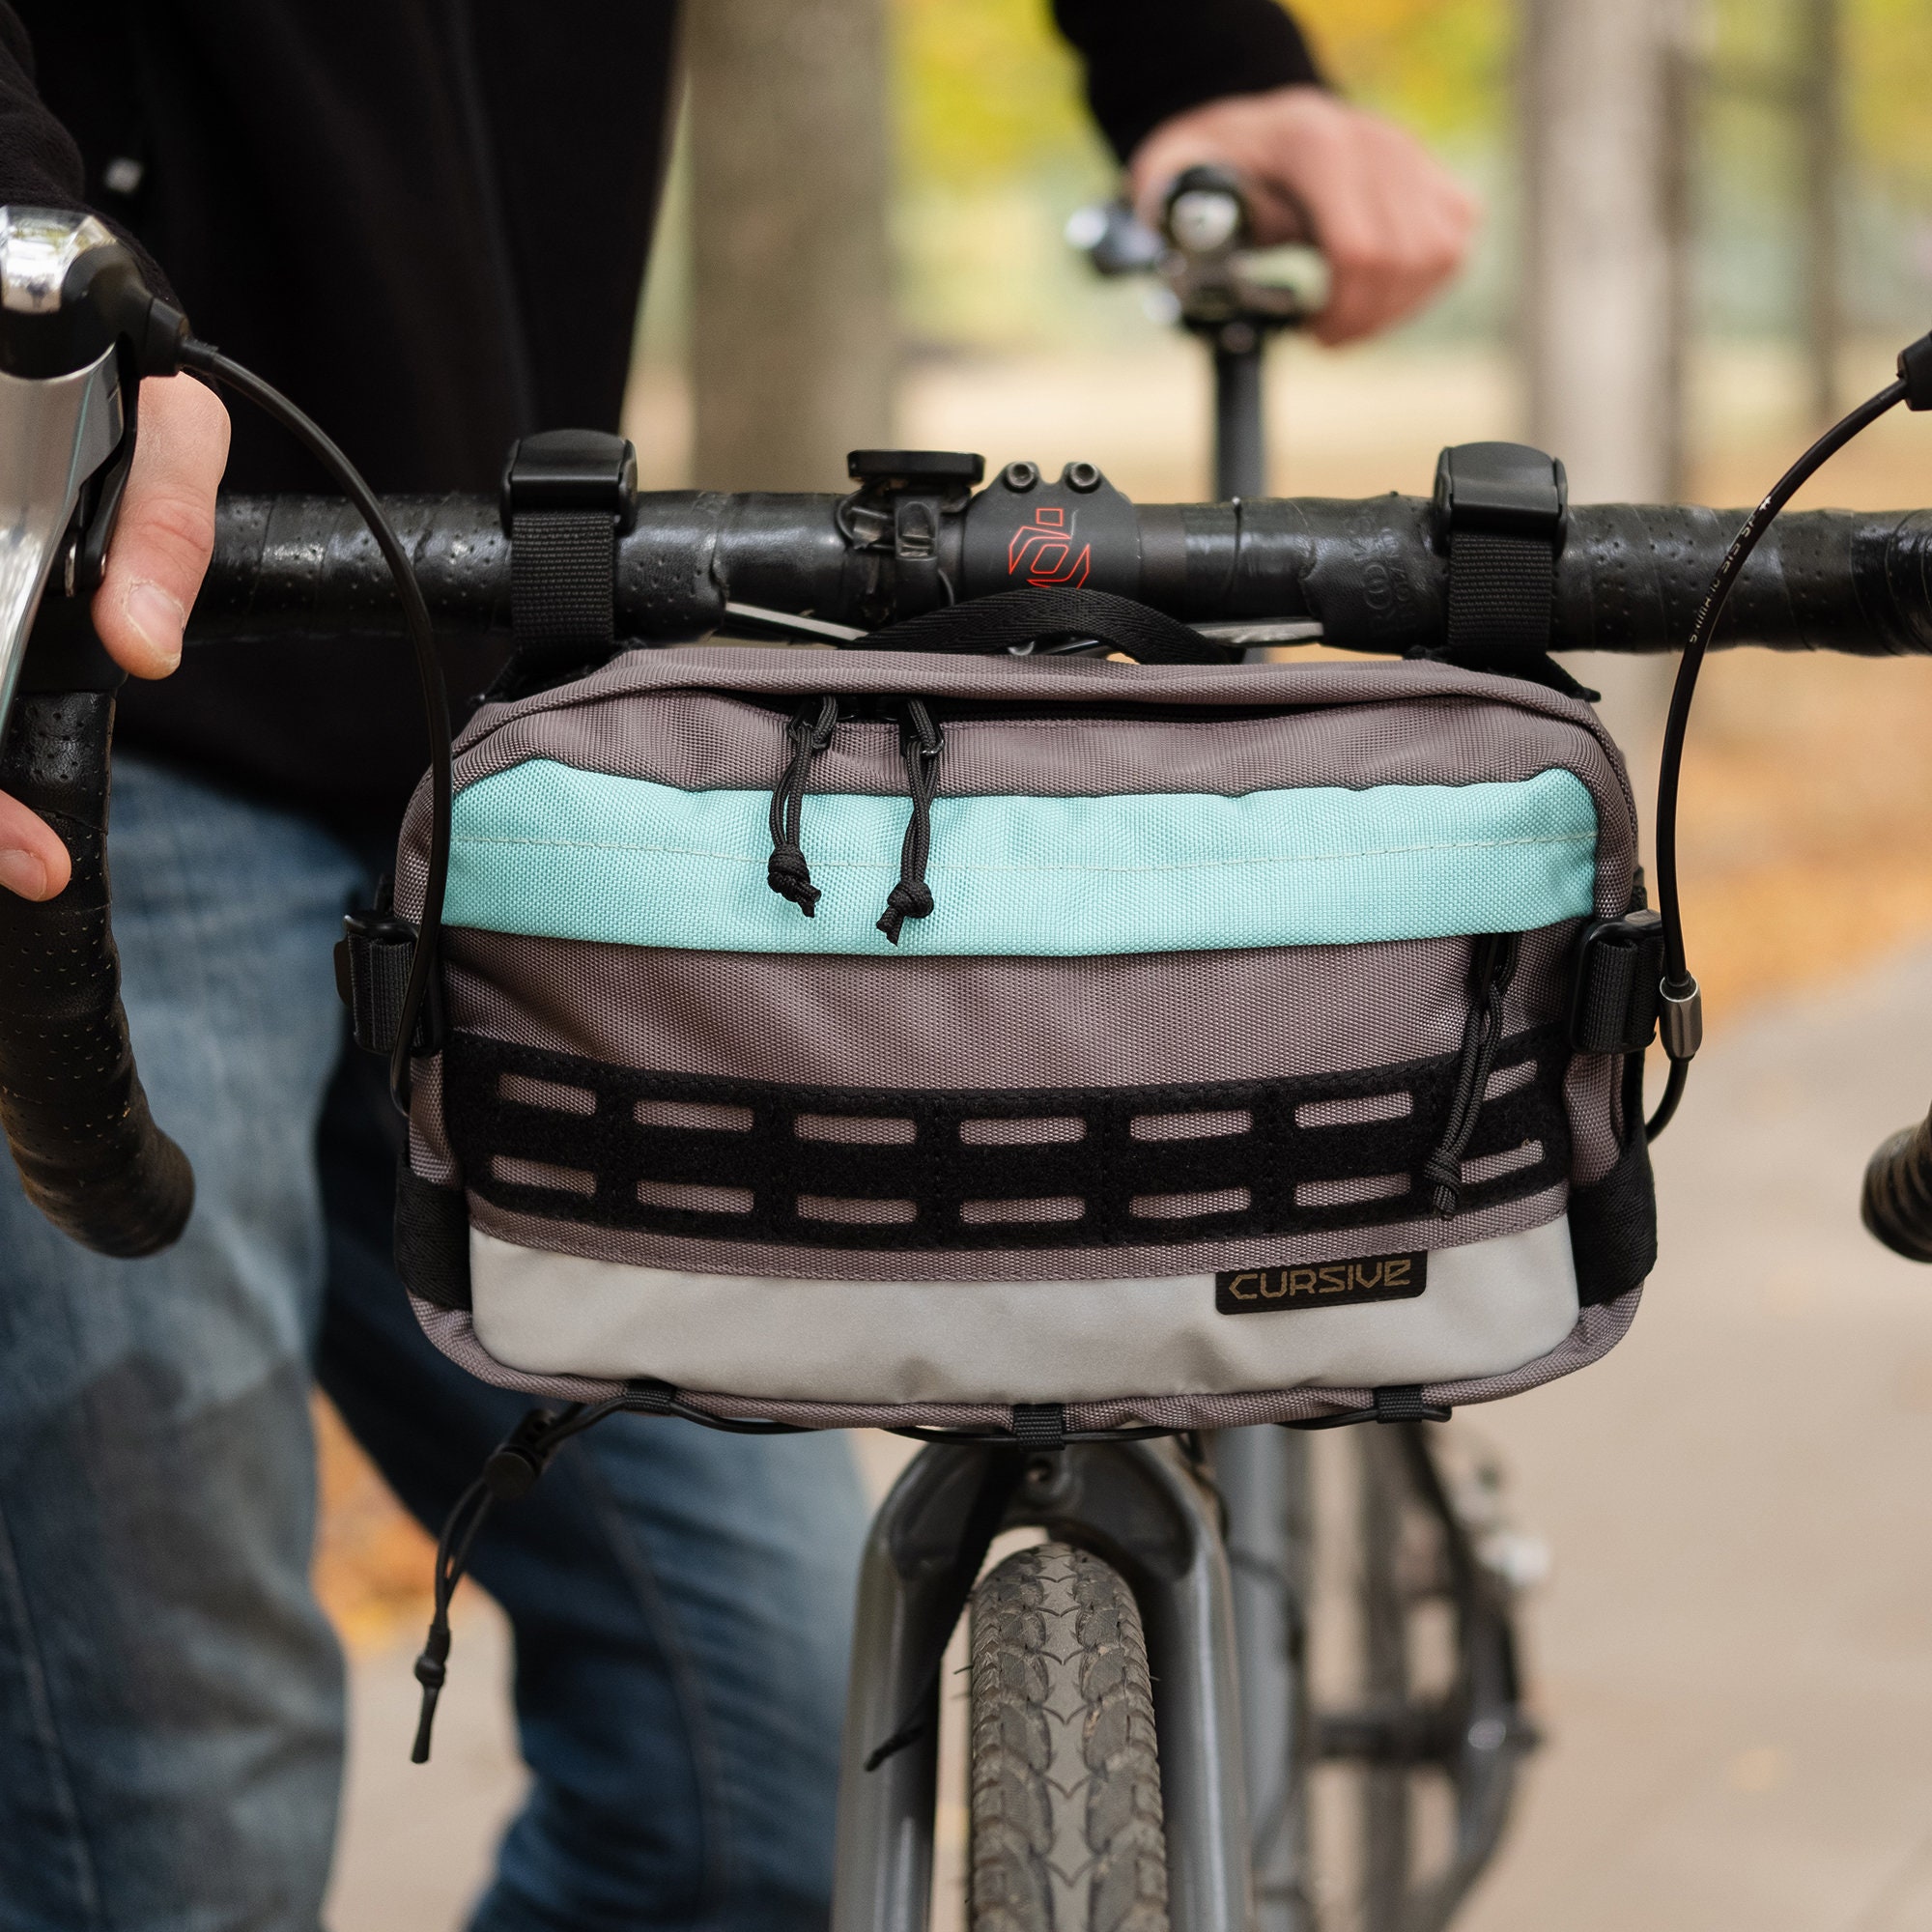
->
<box><xmin>323</xmin><ymin>3</ymin><xmax>1932</xmax><ymax>1925</ymax></box>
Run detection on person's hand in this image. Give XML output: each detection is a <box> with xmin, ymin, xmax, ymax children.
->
<box><xmin>1128</xmin><ymin>85</ymin><xmax>1479</xmax><ymax>348</ymax></box>
<box><xmin>0</xmin><ymin>373</ymin><xmax>229</xmax><ymax>900</ymax></box>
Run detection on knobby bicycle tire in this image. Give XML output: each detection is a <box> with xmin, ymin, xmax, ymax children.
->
<box><xmin>968</xmin><ymin>1543</ymin><xmax>1169</xmax><ymax>1932</ymax></box>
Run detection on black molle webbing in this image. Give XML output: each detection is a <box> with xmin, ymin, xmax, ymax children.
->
<box><xmin>441</xmin><ymin>1023</ymin><xmax>1572</xmax><ymax>1254</ymax></box>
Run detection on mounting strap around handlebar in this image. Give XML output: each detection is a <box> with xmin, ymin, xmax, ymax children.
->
<box><xmin>1421</xmin><ymin>442</ymin><xmax>1592</xmax><ymax>700</ymax></box>
<box><xmin>493</xmin><ymin>429</ymin><xmax>638</xmax><ymax>700</ymax></box>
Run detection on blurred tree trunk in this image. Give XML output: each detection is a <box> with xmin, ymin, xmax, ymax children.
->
<box><xmin>1520</xmin><ymin>0</ymin><xmax>1699</xmax><ymax>821</ymax></box>
<box><xmin>685</xmin><ymin>0</ymin><xmax>895</xmax><ymax>493</ymax></box>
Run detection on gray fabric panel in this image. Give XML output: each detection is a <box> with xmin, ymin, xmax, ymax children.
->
<box><xmin>464</xmin><ymin>1179</ymin><xmax>1568</xmax><ymax>1284</ymax></box>
<box><xmin>466</xmin><ymin>1217</ymin><xmax>1578</xmax><ymax>1402</ymax></box>
<box><xmin>440</xmin><ymin>924</ymin><xmax>1574</xmax><ymax>1090</ymax></box>
<box><xmin>409</xmin><ymin>1057</ymin><xmax>460</xmax><ymax>1187</ymax></box>
<box><xmin>410</xmin><ymin>1278</ymin><xmax>1642</xmax><ymax>1430</ymax></box>
<box><xmin>394</xmin><ymin>648</ymin><xmax>1637</xmax><ymax>926</ymax></box>
<box><xmin>438</xmin><ymin>686</ymin><xmax>1623</xmax><ymax>810</ymax></box>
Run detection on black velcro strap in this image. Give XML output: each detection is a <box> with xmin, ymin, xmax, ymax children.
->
<box><xmin>1445</xmin><ymin>528</ymin><xmax>1554</xmax><ymax>664</ymax></box>
<box><xmin>513</xmin><ymin>510</ymin><xmax>615</xmax><ymax>645</ymax></box>
<box><xmin>1011</xmin><ymin>1402</ymin><xmax>1068</xmax><ymax>1447</ymax></box>
<box><xmin>494</xmin><ymin>429</ymin><xmax>638</xmax><ymax>700</ymax></box>
<box><xmin>1420</xmin><ymin>441</ymin><xmax>1594</xmax><ymax>699</ymax></box>
<box><xmin>1370</xmin><ymin>1384</ymin><xmax>1431</xmax><ymax>1423</ymax></box>
<box><xmin>854</xmin><ymin>587</ymin><xmax>1230</xmax><ymax>666</ymax></box>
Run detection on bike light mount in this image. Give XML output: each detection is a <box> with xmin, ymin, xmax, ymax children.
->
<box><xmin>838</xmin><ymin>449</ymin><xmax>982</xmax><ymax>623</ymax></box>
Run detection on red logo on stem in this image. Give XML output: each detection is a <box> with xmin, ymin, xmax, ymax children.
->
<box><xmin>1007</xmin><ymin>505</ymin><xmax>1091</xmax><ymax>588</ymax></box>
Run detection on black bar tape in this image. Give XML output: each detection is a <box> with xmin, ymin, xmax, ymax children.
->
<box><xmin>185</xmin><ymin>495</ymin><xmax>1932</xmax><ymax>663</ymax></box>
<box><xmin>0</xmin><ymin>690</ymin><xmax>193</xmax><ymax>1257</ymax></box>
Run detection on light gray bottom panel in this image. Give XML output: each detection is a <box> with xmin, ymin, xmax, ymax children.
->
<box><xmin>468</xmin><ymin>1215</ymin><xmax>1579</xmax><ymax>1405</ymax></box>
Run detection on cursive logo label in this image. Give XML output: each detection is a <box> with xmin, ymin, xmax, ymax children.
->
<box><xmin>1214</xmin><ymin>1252</ymin><xmax>1428</xmax><ymax>1315</ymax></box>
<box><xmin>1007</xmin><ymin>503</ymin><xmax>1091</xmax><ymax>587</ymax></box>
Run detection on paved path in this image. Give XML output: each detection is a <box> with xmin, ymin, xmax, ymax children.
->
<box><xmin>327</xmin><ymin>946</ymin><xmax>1932</xmax><ymax>1930</ymax></box>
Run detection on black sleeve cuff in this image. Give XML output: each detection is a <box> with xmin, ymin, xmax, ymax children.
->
<box><xmin>0</xmin><ymin>3</ymin><xmax>174</xmax><ymax>302</ymax></box>
<box><xmin>1052</xmin><ymin>0</ymin><xmax>1326</xmax><ymax>163</ymax></box>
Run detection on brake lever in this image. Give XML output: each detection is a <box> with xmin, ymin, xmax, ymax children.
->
<box><xmin>0</xmin><ymin>208</ymin><xmax>185</xmax><ymax>744</ymax></box>
<box><xmin>0</xmin><ymin>339</ymin><xmax>125</xmax><ymax>737</ymax></box>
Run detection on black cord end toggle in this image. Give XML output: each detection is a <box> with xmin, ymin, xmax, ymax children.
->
<box><xmin>1898</xmin><ymin>330</ymin><xmax>1932</xmax><ymax>411</ymax></box>
<box><xmin>411</xmin><ymin>1624</ymin><xmax>452</xmax><ymax>1764</ymax></box>
<box><xmin>1659</xmin><ymin>974</ymin><xmax>1703</xmax><ymax>1062</ymax></box>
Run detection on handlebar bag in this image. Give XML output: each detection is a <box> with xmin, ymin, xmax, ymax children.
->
<box><xmin>388</xmin><ymin>645</ymin><xmax>1654</xmax><ymax>1431</ymax></box>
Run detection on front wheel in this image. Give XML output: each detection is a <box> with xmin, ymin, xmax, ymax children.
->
<box><xmin>967</xmin><ymin>1542</ymin><xmax>1170</xmax><ymax>1932</ymax></box>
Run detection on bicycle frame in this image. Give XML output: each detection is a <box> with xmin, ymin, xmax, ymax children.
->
<box><xmin>833</xmin><ymin>1437</ymin><xmax>1253</xmax><ymax>1932</ymax></box>
<box><xmin>828</xmin><ymin>1420</ymin><xmax>1535</xmax><ymax>1932</ymax></box>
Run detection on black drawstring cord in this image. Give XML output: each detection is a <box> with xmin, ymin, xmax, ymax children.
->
<box><xmin>412</xmin><ymin>1474</ymin><xmax>493</xmax><ymax>1763</ymax></box>
<box><xmin>768</xmin><ymin>696</ymin><xmax>840</xmax><ymax>915</ymax></box>
<box><xmin>410</xmin><ymin>1398</ymin><xmax>630</xmax><ymax>1763</ymax></box>
<box><xmin>877</xmin><ymin>700</ymin><xmax>945</xmax><ymax>944</ymax></box>
<box><xmin>1421</xmin><ymin>933</ymin><xmax>1522</xmax><ymax>1217</ymax></box>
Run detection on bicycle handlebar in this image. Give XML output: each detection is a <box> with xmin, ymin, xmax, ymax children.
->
<box><xmin>185</xmin><ymin>490</ymin><xmax>1932</xmax><ymax>660</ymax></box>
<box><xmin>13</xmin><ymin>470</ymin><xmax>1932</xmax><ymax>1264</ymax></box>
<box><xmin>0</xmin><ymin>613</ymin><xmax>193</xmax><ymax>1255</ymax></box>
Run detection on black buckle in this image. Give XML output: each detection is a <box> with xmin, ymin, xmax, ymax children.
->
<box><xmin>1433</xmin><ymin>440</ymin><xmax>1568</xmax><ymax>545</ymax></box>
<box><xmin>499</xmin><ymin>428</ymin><xmax>639</xmax><ymax>534</ymax></box>
<box><xmin>334</xmin><ymin>880</ymin><xmax>442</xmax><ymax>1057</ymax></box>
<box><xmin>1570</xmin><ymin>909</ymin><xmax>1665</xmax><ymax>1055</ymax></box>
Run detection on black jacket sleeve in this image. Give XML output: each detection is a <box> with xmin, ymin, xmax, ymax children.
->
<box><xmin>0</xmin><ymin>5</ymin><xmax>169</xmax><ymax>294</ymax></box>
<box><xmin>1052</xmin><ymin>0</ymin><xmax>1325</xmax><ymax>162</ymax></box>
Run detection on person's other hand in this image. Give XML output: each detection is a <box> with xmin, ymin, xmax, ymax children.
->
<box><xmin>1128</xmin><ymin>85</ymin><xmax>1478</xmax><ymax>348</ymax></box>
<box><xmin>0</xmin><ymin>373</ymin><xmax>228</xmax><ymax>899</ymax></box>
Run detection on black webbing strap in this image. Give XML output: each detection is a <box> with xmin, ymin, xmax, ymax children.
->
<box><xmin>1421</xmin><ymin>441</ymin><xmax>1594</xmax><ymax>699</ymax></box>
<box><xmin>495</xmin><ymin>430</ymin><xmax>639</xmax><ymax>700</ymax></box>
<box><xmin>856</xmin><ymin>586</ymin><xmax>1231</xmax><ymax>666</ymax></box>
<box><xmin>1444</xmin><ymin>528</ymin><xmax>1555</xmax><ymax>665</ymax></box>
<box><xmin>513</xmin><ymin>510</ymin><xmax>615</xmax><ymax>644</ymax></box>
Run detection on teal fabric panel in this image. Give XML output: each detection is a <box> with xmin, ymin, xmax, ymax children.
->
<box><xmin>445</xmin><ymin>758</ymin><xmax>1599</xmax><ymax>957</ymax></box>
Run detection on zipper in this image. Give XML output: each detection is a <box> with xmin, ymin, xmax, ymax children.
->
<box><xmin>876</xmin><ymin>700</ymin><xmax>946</xmax><ymax>943</ymax></box>
<box><xmin>766</xmin><ymin>696</ymin><xmax>840</xmax><ymax>915</ymax></box>
<box><xmin>1421</xmin><ymin>932</ymin><xmax>1523</xmax><ymax>1216</ymax></box>
<box><xmin>763</xmin><ymin>696</ymin><xmax>950</xmax><ymax>936</ymax></box>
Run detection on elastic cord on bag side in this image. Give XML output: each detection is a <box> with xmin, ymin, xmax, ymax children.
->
<box><xmin>1421</xmin><ymin>933</ymin><xmax>1520</xmax><ymax>1215</ymax></box>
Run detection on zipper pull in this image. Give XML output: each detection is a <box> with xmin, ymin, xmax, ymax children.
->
<box><xmin>877</xmin><ymin>699</ymin><xmax>945</xmax><ymax>944</ymax></box>
<box><xmin>767</xmin><ymin>696</ymin><xmax>840</xmax><ymax>915</ymax></box>
<box><xmin>1421</xmin><ymin>932</ymin><xmax>1523</xmax><ymax>1216</ymax></box>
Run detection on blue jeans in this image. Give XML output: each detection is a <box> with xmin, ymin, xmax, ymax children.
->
<box><xmin>0</xmin><ymin>755</ymin><xmax>868</xmax><ymax>1932</ymax></box>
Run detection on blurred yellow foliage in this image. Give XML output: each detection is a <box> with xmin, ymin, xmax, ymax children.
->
<box><xmin>1293</xmin><ymin>0</ymin><xmax>1507</xmax><ymax>141</ymax></box>
<box><xmin>892</xmin><ymin>0</ymin><xmax>1097</xmax><ymax>188</ymax></box>
<box><xmin>1848</xmin><ymin>0</ymin><xmax>1932</xmax><ymax>193</ymax></box>
<box><xmin>891</xmin><ymin>0</ymin><xmax>1505</xmax><ymax>201</ymax></box>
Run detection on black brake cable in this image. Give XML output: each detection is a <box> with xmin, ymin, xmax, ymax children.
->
<box><xmin>176</xmin><ymin>340</ymin><xmax>452</xmax><ymax>1118</ymax></box>
<box><xmin>1646</xmin><ymin>364</ymin><xmax>1917</xmax><ymax>1140</ymax></box>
